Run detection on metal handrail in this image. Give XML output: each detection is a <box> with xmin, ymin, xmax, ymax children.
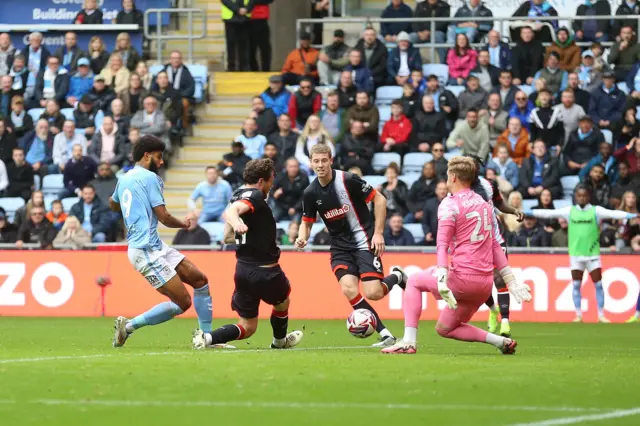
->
<box><xmin>144</xmin><ymin>8</ymin><xmax>207</xmax><ymax>64</ymax></box>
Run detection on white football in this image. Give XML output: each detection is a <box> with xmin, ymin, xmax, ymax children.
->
<box><xmin>346</xmin><ymin>309</ymin><xmax>377</xmax><ymax>338</ymax></box>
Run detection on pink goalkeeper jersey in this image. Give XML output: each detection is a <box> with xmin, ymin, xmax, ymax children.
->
<box><xmin>437</xmin><ymin>188</ymin><xmax>495</xmax><ymax>275</ymax></box>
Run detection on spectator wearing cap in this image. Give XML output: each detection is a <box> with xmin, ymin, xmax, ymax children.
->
<box><xmin>248</xmin><ymin>0</ymin><xmax>272</xmax><ymax>72</ymax></box>
<box><xmin>458</xmin><ymin>75</ymin><xmax>488</xmax><ymax>119</ymax></box>
<box><xmin>532</xmin><ymin>52</ymin><xmax>568</xmax><ymax>97</ymax></box>
<box><xmin>562</xmin><ymin>116</ymin><xmax>605</xmax><ymax>176</ymax></box>
<box><xmin>609</xmin><ymin>26</ymin><xmax>640</xmax><ymax>82</ymax></box>
<box><xmin>0</xmin><ymin>33</ymin><xmax>16</xmax><ymax>78</ymax></box>
<box><xmin>54</xmin><ymin>32</ymin><xmax>86</xmax><ymax>73</ymax></box>
<box><xmin>574</xmin><ymin>0</ymin><xmax>611</xmax><ymax>43</ymax></box>
<box><xmin>545</xmin><ymin>27</ymin><xmax>580</xmax><ymax>72</ymax></box>
<box><xmin>219</xmin><ymin>141</ymin><xmax>251</xmax><ymax>189</ymax></box>
<box><xmin>52</xmin><ymin>120</ymin><xmax>86</xmax><ymax>172</ymax></box>
<box><xmin>287</xmin><ymin>77</ymin><xmax>322</xmax><ymax>129</ymax></box>
<box><xmin>73</xmin><ymin>0</ymin><xmax>103</xmax><ymax>25</ymax></box>
<box><xmin>577</xmin><ymin>50</ymin><xmax>603</xmax><ymax>94</ymax></box>
<box><xmin>66</xmin><ymin>57</ymin><xmax>94</xmax><ymax>107</ymax></box>
<box><xmin>34</xmin><ymin>56</ymin><xmax>69</xmax><ymax>109</ymax></box>
<box><xmin>162</xmin><ymin>50</ymin><xmax>195</xmax><ymax>127</ymax></box>
<box><xmin>343</xmin><ymin>49</ymin><xmax>374</xmax><ymax>94</ymax></box>
<box><xmin>381</xmin><ymin>0</ymin><xmax>413</xmax><ymax>43</ymax></box>
<box><xmin>60</xmin><ymin>144</ymin><xmax>97</xmax><ymax>199</ymax></box>
<box><xmin>87</xmin><ymin>75</ymin><xmax>116</xmax><ymax>113</ymax></box>
<box><xmin>73</xmin><ymin>95</ymin><xmax>97</xmax><ymax>139</ymax></box>
<box><xmin>281</xmin><ymin>33</ymin><xmax>319</xmax><ymax>86</ymax></box>
<box><xmin>387</xmin><ymin>31</ymin><xmax>422</xmax><ymax>86</ymax></box>
<box><xmin>250</xmin><ymin>95</ymin><xmax>277</xmax><ymax>137</ymax></box>
<box><xmin>317</xmin><ymin>29</ymin><xmax>350</xmax><ymax>86</ymax></box>
<box><xmin>380</xmin><ymin>99</ymin><xmax>412</xmax><ymax>155</ymax></box>
<box><xmin>625</xmin><ymin>61</ymin><xmax>640</xmax><ymax>111</ymax></box>
<box><xmin>485</xmin><ymin>30</ymin><xmax>511</xmax><ymax>70</ymax></box>
<box><xmin>261</xmin><ymin>74</ymin><xmax>290</xmax><ymax>117</ymax></box>
<box><xmin>589</xmin><ymin>71</ymin><xmax>626</xmax><ymax>136</ymax></box>
<box><xmin>354</xmin><ymin>27</ymin><xmax>388</xmax><ymax>90</ymax></box>
<box><xmin>471</xmin><ymin>50</ymin><xmax>500</xmax><ymax>92</ymax></box>
<box><xmin>221</xmin><ymin>0</ymin><xmax>252</xmax><ymax>71</ymax></box>
<box><xmin>446</xmin><ymin>0</ymin><xmax>494</xmax><ymax>44</ymax></box>
<box><xmin>446</xmin><ymin>33</ymin><xmax>477</xmax><ymax>86</ymax></box>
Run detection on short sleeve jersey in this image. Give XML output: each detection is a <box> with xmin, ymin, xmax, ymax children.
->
<box><xmin>471</xmin><ymin>176</ymin><xmax>505</xmax><ymax>245</ymax></box>
<box><xmin>231</xmin><ymin>187</ymin><xmax>280</xmax><ymax>264</ymax></box>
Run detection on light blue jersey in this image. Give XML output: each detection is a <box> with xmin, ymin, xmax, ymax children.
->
<box><xmin>112</xmin><ymin>165</ymin><xmax>164</xmax><ymax>251</ymax></box>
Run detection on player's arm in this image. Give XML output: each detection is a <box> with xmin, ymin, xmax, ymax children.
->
<box><xmin>594</xmin><ymin>206</ymin><xmax>638</xmax><ymax>221</ymax></box>
<box><xmin>371</xmin><ymin>190</ymin><xmax>387</xmax><ymax>256</ymax></box>
<box><xmin>223</xmin><ymin>222</ymin><xmax>235</xmax><ymax>244</ymax></box>
<box><xmin>153</xmin><ymin>205</ymin><xmax>188</xmax><ymax>229</ymax></box>
<box><xmin>491</xmin><ymin>237</ymin><xmax>532</xmax><ymax>303</ymax></box>
<box><xmin>495</xmin><ymin>198</ymin><xmax>524</xmax><ymax>221</ymax></box>
<box><xmin>296</xmin><ymin>189</ymin><xmax>317</xmax><ymax>249</ymax></box>
<box><xmin>525</xmin><ymin>206</ymin><xmax>572</xmax><ymax>220</ymax></box>
<box><xmin>108</xmin><ymin>197</ymin><xmax>120</xmax><ymax>213</ymax></box>
<box><xmin>435</xmin><ymin>200</ymin><xmax>457</xmax><ymax>309</ymax></box>
<box><xmin>225</xmin><ymin>201</ymin><xmax>252</xmax><ymax>234</ymax></box>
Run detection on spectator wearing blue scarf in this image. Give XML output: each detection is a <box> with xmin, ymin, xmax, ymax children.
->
<box><xmin>512</xmin><ymin>0</ymin><xmax>559</xmax><ymax>43</ymax></box>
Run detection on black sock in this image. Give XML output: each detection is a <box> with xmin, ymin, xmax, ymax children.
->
<box><xmin>382</xmin><ymin>273</ymin><xmax>402</xmax><ymax>292</ymax></box>
<box><xmin>350</xmin><ymin>294</ymin><xmax>386</xmax><ymax>333</ymax></box>
<box><xmin>208</xmin><ymin>324</ymin><xmax>245</xmax><ymax>344</ymax></box>
<box><xmin>270</xmin><ymin>309</ymin><xmax>288</xmax><ymax>340</ymax></box>
<box><xmin>498</xmin><ymin>291</ymin><xmax>510</xmax><ymax>320</ymax></box>
<box><xmin>485</xmin><ymin>295</ymin><xmax>496</xmax><ymax>309</ymax></box>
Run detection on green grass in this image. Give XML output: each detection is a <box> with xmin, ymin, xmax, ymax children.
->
<box><xmin>1</xmin><ymin>318</ymin><xmax>639</xmax><ymax>426</ymax></box>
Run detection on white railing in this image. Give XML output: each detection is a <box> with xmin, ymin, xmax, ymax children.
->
<box><xmin>144</xmin><ymin>8</ymin><xmax>207</xmax><ymax>64</ymax></box>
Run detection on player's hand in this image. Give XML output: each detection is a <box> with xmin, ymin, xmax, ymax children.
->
<box><xmin>234</xmin><ymin>222</ymin><xmax>248</xmax><ymax>234</ymax></box>
<box><xmin>436</xmin><ymin>267</ymin><xmax>457</xmax><ymax>310</ymax></box>
<box><xmin>371</xmin><ymin>232</ymin><xmax>385</xmax><ymax>256</ymax></box>
<box><xmin>183</xmin><ymin>216</ymin><xmax>192</xmax><ymax>229</ymax></box>
<box><xmin>515</xmin><ymin>211</ymin><xmax>525</xmax><ymax>222</ymax></box>
<box><xmin>500</xmin><ymin>266</ymin><xmax>532</xmax><ymax>303</ymax></box>
<box><xmin>294</xmin><ymin>237</ymin><xmax>307</xmax><ymax>249</ymax></box>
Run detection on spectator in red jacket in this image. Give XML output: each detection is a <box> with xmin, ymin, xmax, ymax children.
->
<box><xmin>287</xmin><ymin>77</ymin><xmax>322</xmax><ymax>129</ymax></box>
<box><xmin>614</xmin><ymin>138</ymin><xmax>640</xmax><ymax>178</ymax></box>
<box><xmin>380</xmin><ymin>99</ymin><xmax>412</xmax><ymax>155</ymax></box>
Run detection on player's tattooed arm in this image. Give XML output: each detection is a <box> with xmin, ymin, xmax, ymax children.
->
<box><xmin>152</xmin><ymin>205</ymin><xmax>188</xmax><ymax>229</ymax></box>
<box><xmin>108</xmin><ymin>197</ymin><xmax>120</xmax><ymax>213</ymax></box>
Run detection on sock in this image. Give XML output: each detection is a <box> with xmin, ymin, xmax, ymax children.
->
<box><xmin>350</xmin><ymin>294</ymin><xmax>387</xmax><ymax>334</ymax></box>
<box><xmin>403</xmin><ymin>326</ymin><xmax>417</xmax><ymax>344</ymax></box>
<box><xmin>130</xmin><ymin>302</ymin><xmax>183</xmax><ymax>330</ymax></box>
<box><xmin>403</xmin><ymin>276</ymin><xmax>423</xmax><ymax>328</ymax></box>
<box><xmin>594</xmin><ymin>281</ymin><xmax>605</xmax><ymax>317</ymax></box>
<box><xmin>572</xmin><ymin>280</ymin><xmax>582</xmax><ymax>316</ymax></box>
<box><xmin>193</xmin><ymin>284</ymin><xmax>213</xmax><ymax>333</ymax></box>
<box><xmin>270</xmin><ymin>309</ymin><xmax>288</xmax><ymax>347</ymax></box>
<box><xmin>207</xmin><ymin>324</ymin><xmax>246</xmax><ymax>345</ymax></box>
<box><xmin>485</xmin><ymin>332</ymin><xmax>505</xmax><ymax>349</ymax></box>
<box><xmin>439</xmin><ymin>323</ymin><xmax>488</xmax><ymax>343</ymax></box>
<box><xmin>497</xmin><ymin>288</ymin><xmax>510</xmax><ymax>320</ymax></box>
<box><xmin>485</xmin><ymin>295</ymin><xmax>497</xmax><ymax>311</ymax></box>
<box><xmin>380</xmin><ymin>272</ymin><xmax>401</xmax><ymax>295</ymax></box>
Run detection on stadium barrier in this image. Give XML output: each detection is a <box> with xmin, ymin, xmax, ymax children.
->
<box><xmin>0</xmin><ymin>250</ymin><xmax>637</xmax><ymax>323</ymax></box>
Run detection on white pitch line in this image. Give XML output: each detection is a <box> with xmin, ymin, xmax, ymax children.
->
<box><xmin>508</xmin><ymin>407</ymin><xmax>640</xmax><ymax>425</ymax></box>
<box><xmin>0</xmin><ymin>399</ymin><xmax>607</xmax><ymax>413</ymax></box>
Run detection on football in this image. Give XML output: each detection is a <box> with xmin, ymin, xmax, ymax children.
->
<box><xmin>346</xmin><ymin>309</ymin><xmax>377</xmax><ymax>338</ymax></box>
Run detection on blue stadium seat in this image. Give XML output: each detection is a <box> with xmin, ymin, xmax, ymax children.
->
<box><xmin>375</xmin><ymin>86</ymin><xmax>402</xmax><ymax>105</ymax></box>
<box><xmin>399</xmin><ymin>173</ymin><xmax>420</xmax><ymax>187</ymax></box>
<box><xmin>518</xmin><ymin>85</ymin><xmax>533</xmax><ymax>96</ymax></box>
<box><xmin>402</xmin><ymin>152</ymin><xmax>433</xmax><ymax>174</ymax></box>
<box><xmin>61</xmin><ymin>197</ymin><xmax>79</xmax><ymax>212</ymax></box>
<box><xmin>187</xmin><ymin>64</ymin><xmax>208</xmax><ymax>103</ymax></box>
<box><xmin>42</xmin><ymin>174</ymin><xmax>64</xmax><ymax>196</ymax></box>
<box><xmin>0</xmin><ymin>197</ymin><xmax>25</xmax><ymax>222</ymax></box>
<box><xmin>561</xmin><ymin>176</ymin><xmax>579</xmax><ymax>198</ymax></box>
<box><xmin>404</xmin><ymin>223</ymin><xmax>425</xmax><ymax>244</ymax></box>
<box><xmin>363</xmin><ymin>175</ymin><xmax>387</xmax><ymax>188</ymax></box>
<box><xmin>423</xmin><ymin>64</ymin><xmax>449</xmax><ymax>86</ymax></box>
<box><xmin>445</xmin><ymin>85</ymin><xmax>465</xmax><ymax>97</ymax></box>
<box><xmin>61</xmin><ymin>108</ymin><xmax>75</xmax><ymax>121</ymax></box>
<box><xmin>44</xmin><ymin>195</ymin><xmax>56</xmax><ymax>211</ymax></box>
<box><xmin>554</xmin><ymin>199</ymin><xmax>572</xmax><ymax>209</ymax></box>
<box><xmin>521</xmin><ymin>199</ymin><xmax>538</xmax><ymax>211</ymax></box>
<box><xmin>75</xmin><ymin>128</ymin><xmax>86</xmax><ymax>137</ymax></box>
<box><xmin>276</xmin><ymin>221</ymin><xmax>290</xmax><ymax>232</ymax></box>
<box><xmin>149</xmin><ymin>64</ymin><xmax>164</xmax><ymax>76</ymax></box>
<box><xmin>95</xmin><ymin>110</ymin><xmax>105</xmax><ymax>130</ymax></box>
<box><xmin>200</xmin><ymin>222</ymin><xmax>224</xmax><ymax>244</ymax></box>
<box><xmin>443</xmin><ymin>152</ymin><xmax>456</xmax><ymax>161</ymax></box>
<box><xmin>601</xmin><ymin>129</ymin><xmax>613</xmax><ymax>145</ymax></box>
<box><xmin>309</xmin><ymin>222</ymin><xmax>326</xmax><ymax>242</ymax></box>
<box><xmin>378</xmin><ymin>105</ymin><xmax>391</xmax><ymax>123</ymax></box>
<box><xmin>33</xmin><ymin>175</ymin><xmax>40</xmax><ymax>190</ymax></box>
<box><xmin>28</xmin><ymin>108</ymin><xmax>44</xmax><ymax>122</ymax></box>
<box><xmin>372</xmin><ymin>152</ymin><xmax>401</xmax><ymax>173</ymax></box>
<box><xmin>618</xmin><ymin>82</ymin><xmax>629</xmax><ymax>95</ymax></box>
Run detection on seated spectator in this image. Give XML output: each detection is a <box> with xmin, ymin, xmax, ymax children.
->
<box><xmin>88</xmin><ymin>36</ymin><xmax>109</xmax><ymax>75</ymax></box>
<box><xmin>509</xmin><ymin>90</ymin><xmax>534</xmax><ymax>131</ymax></box>
<box><xmin>219</xmin><ymin>141</ymin><xmax>251</xmax><ymax>189</ymax></box>
<box><xmin>261</xmin><ymin>74</ymin><xmax>290</xmax><ymax>117</ymax></box>
<box><xmin>0</xmin><ymin>207</ymin><xmax>18</xmax><ymax>243</ymax></box>
<box><xmin>380</xmin><ymin>163</ymin><xmax>409</xmax><ymax>217</ymax></box>
<box><xmin>554</xmin><ymin>88</ymin><xmax>585</xmax><ymax>145</ymax></box>
<box><xmin>61</xmin><ymin>144</ymin><xmax>97</xmax><ymax>199</ymax></box>
<box><xmin>8</xmin><ymin>55</ymin><xmax>30</xmax><ymax>98</ymax></box>
<box><xmin>424</xmin><ymin>74</ymin><xmax>458</xmax><ymax>125</ymax></box>
<box><xmin>69</xmin><ymin>184</ymin><xmax>110</xmax><ymax>242</ymax></box>
<box><xmin>88</xmin><ymin>75</ymin><xmax>116</xmax><ymax>113</ymax></box>
<box><xmin>0</xmin><ymin>76</ymin><xmax>17</xmax><ymax>118</ymax></box>
<box><xmin>519</xmin><ymin>139</ymin><xmax>563</xmax><ymax>199</ymax></box>
<box><xmin>34</xmin><ymin>56</ymin><xmax>69</xmax><ymax>108</ymax></box>
<box><xmin>612</xmin><ymin>191</ymin><xmax>640</xmax><ymax>250</ymax></box>
<box><xmin>270</xmin><ymin>158</ymin><xmax>309</xmax><ymax>222</ymax></box>
<box><xmin>52</xmin><ymin>120</ymin><xmax>86</xmax><ymax>172</ymax></box>
<box><xmin>446</xmin><ymin>33</ymin><xmax>477</xmax><ymax>86</ymax></box>
<box><xmin>281</xmin><ymin>33</ymin><xmax>319</xmax><ymax>86</ymax></box>
<box><xmin>409</xmin><ymin>70</ymin><xmax>426</xmax><ymax>97</ymax></box>
<box><xmin>610</xmin><ymin>161</ymin><xmax>639</xmax><ymax>206</ymax></box>
<box><xmin>268</xmin><ymin>113</ymin><xmax>297</xmax><ymax>160</ymax></box>
<box><xmin>401</xmin><ymin>83</ymin><xmax>420</xmax><ymax>119</ymax></box>
<box><xmin>411</xmin><ymin>95</ymin><xmax>447</xmax><ymax>153</ymax></box>
<box><xmin>563</xmin><ymin>117</ymin><xmax>604</xmax><ymax>175</ymax></box>
<box><xmin>90</xmin><ymin>162</ymin><xmax>117</xmax><ymax>206</ymax></box>
<box><xmin>614</xmin><ymin>139</ymin><xmax>640</xmax><ymax>178</ymax></box>
<box><xmin>619</xmin><ymin>107</ymin><xmax>640</xmax><ymax>150</ymax></box>
<box><xmin>577</xmin><ymin>51</ymin><xmax>602</xmax><ymax>93</ymax></box>
<box><xmin>566</xmin><ymin>72</ymin><xmax>590</xmax><ymax>113</ymax></box>
<box><xmin>188</xmin><ymin>166</ymin><xmax>232</xmax><ymax>223</ymax></box>
<box><xmin>53</xmin><ymin>215</ymin><xmax>91</xmax><ymax>249</ymax></box>
<box><xmin>263</xmin><ymin>142</ymin><xmax>283</xmax><ymax>172</ymax></box>
<box><xmin>580</xmin><ymin>141</ymin><xmax>618</xmax><ymax>184</ymax></box>
<box><xmin>422</xmin><ymin>180</ymin><xmax>448</xmax><ymax>245</ymax></box>
<box><xmin>381</xmin><ymin>0</ymin><xmax>413</xmax><ymax>43</ymax></box>
<box><xmin>250</xmin><ymin>96</ymin><xmax>277</xmax><ymax>137</ymax></box>
<box><xmin>119</xmin><ymin>72</ymin><xmax>147</xmax><ymax>116</ymax></box>
<box><xmin>115</xmin><ymin>0</ymin><xmax>144</xmax><ymax>26</ymax></box>
<box><xmin>113</xmin><ymin>32</ymin><xmax>140</xmax><ymax>72</ymax></box>
<box><xmin>614</xmin><ymin>1</ymin><xmax>640</xmax><ymax>39</ymax></box>
<box><xmin>384</xmin><ymin>213</ymin><xmax>414</xmax><ymax>246</ymax></box>
<box><xmin>295</xmin><ymin>114</ymin><xmax>335</xmax><ymax>172</ymax></box>
<box><xmin>0</xmin><ymin>33</ymin><xmax>16</xmax><ymax>78</ymax></box>
<box><xmin>46</xmin><ymin>200</ymin><xmax>68</xmax><ymax>232</ymax></box>
<box><xmin>529</xmin><ymin>78</ymin><xmax>549</xmax><ymax>106</ymax></box>
<box><xmin>100</xmin><ymin>53</ymin><xmax>130</xmax><ymax>94</ymax></box>
<box><xmin>66</xmin><ymin>57</ymin><xmax>94</xmax><ymax>107</ymax></box>
<box><xmin>625</xmin><ymin>60</ymin><xmax>640</xmax><ymax>112</ymax></box>
<box><xmin>0</xmin><ymin>120</ymin><xmax>16</xmax><ymax>163</ymax></box>
<box><xmin>550</xmin><ymin>217</ymin><xmax>569</xmax><ymax>247</ymax></box>
<box><xmin>319</xmin><ymin>92</ymin><xmax>346</xmax><ymax>144</ymax></box>
<box><xmin>491</xmin><ymin>70</ymin><xmax>518</xmax><ymax>113</ymax></box>
<box><xmin>574</xmin><ymin>0</ymin><xmax>611</xmax><ymax>43</ymax></box>
<box><xmin>163</xmin><ymin>51</ymin><xmax>195</xmax><ymax>127</ymax></box>
<box><xmin>110</xmin><ymin>98</ymin><xmax>129</xmax><ymax>137</ymax></box>
<box><xmin>131</xmin><ymin>96</ymin><xmax>169</xmax><ymax>148</ymax></box>
<box><xmin>74</xmin><ymin>0</ymin><xmax>103</xmax><ymax>25</ymax></box>
<box><xmin>480</xmin><ymin>93</ymin><xmax>508</xmax><ymax>148</ymax></box>
<box><xmin>430</xmin><ymin>142</ymin><xmax>448</xmax><ymax>180</ymax></box>
<box><xmin>20</xmin><ymin>32</ymin><xmax>50</xmax><ymax>78</ymax></box>
<box><xmin>458</xmin><ymin>75</ymin><xmax>488</xmax><ymax>119</ymax></box>
<box><xmin>609</xmin><ymin>26</ymin><xmax>640</xmax><ymax>81</ymax></box>
<box><xmin>512</xmin><ymin>0</ymin><xmax>558</xmax><ymax>43</ymax></box>
<box><xmin>494</xmin><ymin>117</ymin><xmax>530</xmax><ymax>166</ymax></box>
<box><xmin>13</xmin><ymin>190</ymin><xmax>44</xmax><ymax>229</ymax></box>
<box><xmin>406</xmin><ymin>161</ymin><xmax>437</xmax><ymax>223</ymax></box>
<box><xmin>234</xmin><ymin>117</ymin><xmax>266</xmax><ymax>161</ymax></box>
<box><xmin>5</xmin><ymin>147</ymin><xmax>33</xmax><ymax>200</ymax></box>
<box><xmin>584</xmin><ymin>164</ymin><xmax>611</xmax><ymax>207</ymax></box>
<box><xmin>488</xmin><ymin>144</ymin><xmax>520</xmax><ymax>189</ymax></box>
<box><xmin>347</xmin><ymin>91</ymin><xmax>379</xmax><ymax>139</ymax></box>
<box><xmin>412</xmin><ymin>0</ymin><xmax>449</xmax><ymax>62</ymax></box>
<box><xmin>380</xmin><ymin>100</ymin><xmax>412</xmax><ymax>155</ymax></box>
<box><xmin>484</xmin><ymin>30</ymin><xmax>511</xmax><ymax>71</ymax></box>
<box><xmin>15</xmin><ymin>205</ymin><xmax>56</xmax><ymax>249</ymax></box>
<box><xmin>529</xmin><ymin>89</ymin><xmax>563</xmax><ymax>153</ymax></box>
<box><xmin>89</xmin><ymin>116</ymin><xmax>126</xmax><ymax>169</ymax></box>
<box><xmin>19</xmin><ymin>119</ymin><xmax>52</xmax><ymax>176</ymax></box>
<box><xmin>340</xmin><ymin>120</ymin><xmax>375</xmax><ymax>174</ymax></box>
<box><xmin>545</xmin><ymin>27</ymin><xmax>580</xmax><ymax>72</ymax></box>
<box><xmin>485</xmin><ymin>164</ymin><xmax>513</xmax><ymax>195</ymax></box>
<box><xmin>54</xmin><ymin>32</ymin><xmax>85</xmax><ymax>73</ymax></box>
<box><xmin>135</xmin><ymin>62</ymin><xmax>152</xmax><ymax>91</ymax></box>
<box><xmin>511</xmin><ymin>212</ymin><xmax>551</xmax><ymax>247</ymax></box>
<box><xmin>74</xmin><ymin>95</ymin><xmax>97</xmax><ymax>138</ymax></box>
<box><xmin>288</xmin><ymin>78</ymin><xmax>322</xmax><ymax>129</ymax></box>
<box><xmin>533</xmin><ymin>52</ymin><xmax>567</xmax><ymax>97</ymax></box>
<box><xmin>503</xmin><ymin>191</ymin><xmax>524</xmax><ymax>233</ymax></box>
<box><xmin>472</xmin><ymin>50</ymin><xmax>500</xmax><ymax>92</ymax></box>
<box><xmin>121</xmin><ymin>127</ymin><xmax>139</xmax><ymax>172</ymax></box>
<box><xmin>172</xmin><ymin>211</ymin><xmax>211</xmax><ymax>245</ymax></box>
<box><xmin>446</xmin><ymin>0</ymin><xmax>493</xmax><ymax>43</ymax></box>
<box><xmin>531</xmin><ymin>188</ymin><xmax>558</xmax><ymax>229</ymax></box>
<box><xmin>387</xmin><ymin>32</ymin><xmax>422</xmax><ymax>86</ymax></box>
<box><xmin>344</xmin><ymin>49</ymin><xmax>374</xmax><ymax>93</ymax></box>
<box><xmin>336</xmin><ymin>70</ymin><xmax>357</xmax><ymax>110</ymax></box>
<box><xmin>354</xmin><ymin>27</ymin><xmax>388</xmax><ymax>89</ymax></box>
<box><xmin>511</xmin><ymin>27</ymin><xmax>544</xmax><ymax>86</ymax></box>
<box><xmin>317</xmin><ymin>30</ymin><xmax>350</xmax><ymax>86</ymax></box>
<box><xmin>446</xmin><ymin>108</ymin><xmax>490</xmax><ymax>159</ymax></box>
<box><xmin>40</xmin><ymin>100</ymin><xmax>64</xmax><ymax>135</ymax></box>
<box><xmin>280</xmin><ymin>221</ymin><xmax>299</xmax><ymax>246</ymax></box>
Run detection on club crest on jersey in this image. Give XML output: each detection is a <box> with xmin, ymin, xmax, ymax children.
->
<box><xmin>324</xmin><ymin>204</ymin><xmax>350</xmax><ymax>221</ymax></box>
<box><xmin>362</xmin><ymin>183</ymin><xmax>371</xmax><ymax>193</ymax></box>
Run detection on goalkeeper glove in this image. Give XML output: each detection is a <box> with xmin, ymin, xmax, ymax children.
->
<box><xmin>436</xmin><ymin>267</ymin><xmax>457</xmax><ymax>310</ymax></box>
<box><xmin>500</xmin><ymin>266</ymin><xmax>532</xmax><ymax>303</ymax></box>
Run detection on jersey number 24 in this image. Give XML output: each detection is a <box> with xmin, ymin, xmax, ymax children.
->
<box><xmin>465</xmin><ymin>208</ymin><xmax>492</xmax><ymax>243</ymax></box>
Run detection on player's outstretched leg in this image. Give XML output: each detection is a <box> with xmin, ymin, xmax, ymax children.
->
<box><xmin>626</xmin><ymin>293</ymin><xmax>640</xmax><ymax>323</ymax></box>
<box><xmin>193</xmin><ymin>320</ymin><xmax>255</xmax><ymax>350</ymax></box>
<box><xmin>270</xmin><ymin>299</ymin><xmax>304</xmax><ymax>349</ymax></box>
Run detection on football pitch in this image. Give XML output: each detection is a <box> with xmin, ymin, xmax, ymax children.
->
<box><xmin>0</xmin><ymin>318</ymin><xmax>639</xmax><ymax>426</ymax></box>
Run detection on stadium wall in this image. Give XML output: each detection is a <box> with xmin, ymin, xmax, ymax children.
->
<box><xmin>0</xmin><ymin>251</ymin><xmax>637</xmax><ymax>323</ymax></box>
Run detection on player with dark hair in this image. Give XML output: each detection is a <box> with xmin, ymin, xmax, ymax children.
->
<box><xmin>110</xmin><ymin>135</ymin><xmax>213</xmax><ymax>347</ymax></box>
<box><xmin>192</xmin><ymin>158</ymin><xmax>303</xmax><ymax>350</ymax></box>
<box><xmin>295</xmin><ymin>144</ymin><xmax>408</xmax><ymax>347</ymax></box>
<box><xmin>526</xmin><ymin>185</ymin><xmax>637</xmax><ymax>323</ymax></box>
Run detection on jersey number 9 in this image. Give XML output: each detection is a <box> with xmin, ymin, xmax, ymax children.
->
<box><xmin>121</xmin><ymin>189</ymin><xmax>133</xmax><ymax>218</ymax></box>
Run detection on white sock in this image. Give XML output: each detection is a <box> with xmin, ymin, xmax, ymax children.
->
<box><xmin>597</xmin><ymin>308</ymin><xmax>605</xmax><ymax>317</ymax></box>
<box><xmin>485</xmin><ymin>333</ymin><xmax>505</xmax><ymax>349</ymax></box>
<box><xmin>403</xmin><ymin>327</ymin><xmax>417</xmax><ymax>344</ymax></box>
<box><xmin>575</xmin><ymin>309</ymin><xmax>582</xmax><ymax>317</ymax></box>
<box><xmin>380</xmin><ymin>328</ymin><xmax>393</xmax><ymax>339</ymax></box>
<box><xmin>392</xmin><ymin>270</ymin><xmax>403</xmax><ymax>282</ymax></box>
<box><xmin>489</xmin><ymin>304</ymin><xmax>499</xmax><ymax>312</ymax></box>
<box><xmin>501</xmin><ymin>318</ymin><xmax>509</xmax><ymax>325</ymax></box>
<box><xmin>125</xmin><ymin>321</ymin><xmax>135</xmax><ymax>334</ymax></box>
<box><xmin>204</xmin><ymin>333</ymin><xmax>212</xmax><ymax>345</ymax></box>
<box><xmin>272</xmin><ymin>337</ymin><xmax>286</xmax><ymax>348</ymax></box>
